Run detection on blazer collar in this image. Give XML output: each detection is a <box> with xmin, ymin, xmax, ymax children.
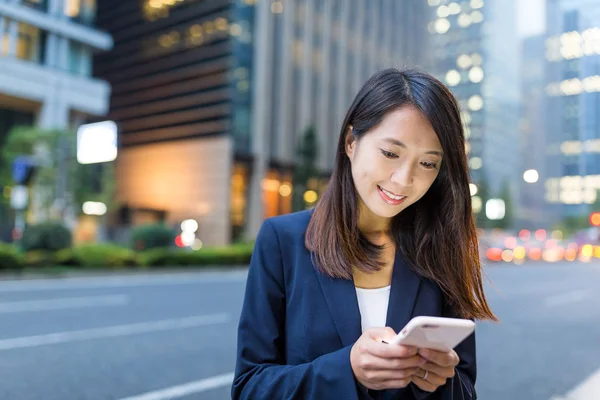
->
<box><xmin>315</xmin><ymin>248</ymin><xmax>422</xmax><ymax>347</ymax></box>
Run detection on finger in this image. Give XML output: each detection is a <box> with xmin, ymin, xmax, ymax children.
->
<box><xmin>369</xmin><ymin>341</ymin><xmax>419</xmax><ymax>359</ymax></box>
<box><xmin>374</xmin><ymin>378</ymin><xmax>413</xmax><ymax>390</ymax></box>
<box><xmin>416</xmin><ymin>368</ymin><xmax>447</xmax><ymax>387</ymax></box>
<box><xmin>411</xmin><ymin>376</ymin><xmax>438</xmax><ymax>393</ymax></box>
<box><xmin>421</xmin><ymin>362</ymin><xmax>456</xmax><ymax>379</ymax></box>
<box><xmin>363</xmin><ymin>367</ymin><xmax>421</xmax><ymax>382</ymax></box>
<box><xmin>365</xmin><ymin>326</ymin><xmax>397</xmax><ymax>342</ymax></box>
<box><xmin>418</xmin><ymin>348</ymin><xmax>460</xmax><ymax>367</ymax></box>
<box><xmin>361</xmin><ymin>354</ymin><xmax>426</xmax><ymax>371</ymax></box>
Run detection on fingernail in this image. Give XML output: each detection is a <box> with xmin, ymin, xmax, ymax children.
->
<box><xmin>420</xmin><ymin>357</ymin><xmax>427</xmax><ymax>365</ymax></box>
<box><xmin>419</xmin><ymin>349</ymin><xmax>430</xmax><ymax>357</ymax></box>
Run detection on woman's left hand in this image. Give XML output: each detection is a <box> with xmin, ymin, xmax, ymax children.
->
<box><xmin>411</xmin><ymin>348</ymin><xmax>460</xmax><ymax>392</ymax></box>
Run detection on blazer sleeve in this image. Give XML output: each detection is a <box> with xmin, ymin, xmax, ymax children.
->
<box><xmin>410</xmin><ymin>297</ymin><xmax>478</xmax><ymax>400</ymax></box>
<box><xmin>231</xmin><ymin>219</ymin><xmax>361</xmax><ymax>400</ymax></box>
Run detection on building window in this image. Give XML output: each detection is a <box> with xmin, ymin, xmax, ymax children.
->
<box><xmin>16</xmin><ymin>23</ymin><xmax>41</xmax><ymax>63</ymax></box>
<box><xmin>230</xmin><ymin>163</ymin><xmax>249</xmax><ymax>240</ymax></box>
<box><xmin>22</xmin><ymin>0</ymin><xmax>47</xmax><ymax>11</ymax></box>
<box><xmin>68</xmin><ymin>42</ymin><xmax>92</xmax><ymax>76</ymax></box>
<box><xmin>64</xmin><ymin>0</ymin><xmax>96</xmax><ymax>26</ymax></box>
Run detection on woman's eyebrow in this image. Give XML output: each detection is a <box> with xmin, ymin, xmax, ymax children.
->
<box><xmin>382</xmin><ymin>138</ymin><xmax>444</xmax><ymax>156</ymax></box>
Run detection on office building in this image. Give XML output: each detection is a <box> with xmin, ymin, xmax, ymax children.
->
<box><xmin>428</xmin><ymin>0</ymin><xmax>520</xmax><ymax>224</ymax></box>
<box><xmin>545</xmin><ymin>0</ymin><xmax>600</xmax><ymax>220</ymax></box>
<box><xmin>518</xmin><ymin>35</ymin><xmax>549</xmax><ymax>229</ymax></box>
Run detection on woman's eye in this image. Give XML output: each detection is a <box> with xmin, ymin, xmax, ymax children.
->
<box><xmin>421</xmin><ymin>161</ymin><xmax>438</xmax><ymax>170</ymax></box>
<box><xmin>380</xmin><ymin>149</ymin><xmax>398</xmax><ymax>159</ymax></box>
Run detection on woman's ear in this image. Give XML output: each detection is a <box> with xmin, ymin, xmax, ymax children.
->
<box><xmin>345</xmin><ymin>125</ymin><xmax>356</xmax><ymax>159</ymax></box>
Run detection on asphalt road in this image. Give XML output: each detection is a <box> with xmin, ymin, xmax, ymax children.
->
<box><xmin>0</xmin><ymin>262</ymin><xmax>598</xmax><ymax>400</ymax></box>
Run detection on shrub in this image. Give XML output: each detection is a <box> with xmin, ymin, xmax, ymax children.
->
<box><xmin>57</xmin><ymin>244</ymin><xmax>139</xmax><ymax>268</ymax></box>
<box><xmin>23</xmin><ymin>250</ymin><xmax>55</xmax><ymax>267</ymax></box>
<box><xmin>0</xmin><ymin>243</ymin><xmax>23</xmax><ymax>270</ymax></box>
<box><xmin>130</xmin><ymin>223</ymin><xmax>176</xmax><ymax>251</ymax></box>
<box><xmin>139</xmin><ymin>242</ymin><xmax>254</xmax><ymax>267</ymax></box>
<box><xmin>21</xmin><ymin>222</ymin><xmax>72</xmax><ymax>252</ymax></box>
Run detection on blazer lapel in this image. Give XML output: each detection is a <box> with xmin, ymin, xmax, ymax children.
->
<box><xmin>385</xmin><ymin>249</ymin><xmax>423</xmax><ymax>333</ymax></box>
<box><xmin>315</xmin><ymin>270</ymin><xmax>362</xmax><ymax>348</ymax></box>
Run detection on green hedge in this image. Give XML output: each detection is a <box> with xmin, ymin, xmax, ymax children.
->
<box><xmin>0</xmin><ymin>243</ymin><xmax>23</xmax><ymax>270</ymax></box>
<box><xmin>139</xmin><ymin>242</ymin><xmax>254</xmax><ymax>267</ymax></box>
<box><xmin>21</xmin><ymin>222</ymin><xmax>72</xmax><ymax>252</ymax></box>
<box><xmin>56</xmin><ymin>244</ymin><xmax>139</xmax><ymax>268</ymax></box>
<box><xmin>0</xmin><ymin>241</ymin><xmax>254</xmax><ymax>270</ymax></box>
<box><xmin>130</xmin><ymin>223</ymin><xmax>176</xmax><ymax>251</ymax></box>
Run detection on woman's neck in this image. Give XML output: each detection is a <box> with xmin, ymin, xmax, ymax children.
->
<box><xmin>357</xmin><ymin>200</ymin><xmax>391</xmax><ymax>240</ymax></box>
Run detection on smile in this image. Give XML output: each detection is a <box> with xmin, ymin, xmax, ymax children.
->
<box><xmin>377</xmin><ymin>185</ymin><xmax>407</xmax><ymax>205</ymax></box>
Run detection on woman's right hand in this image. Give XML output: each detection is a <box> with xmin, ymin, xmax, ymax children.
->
<box><xmin>350</xmin><ymin>327</ymin><xmax>427</xmax><ymax>391</ymax></box>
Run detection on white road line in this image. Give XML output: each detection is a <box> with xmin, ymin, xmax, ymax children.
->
<box><xmin>544</xmin><ymin>290</ymin><xmax>589</xmax><ymax>307</ymax></box>
<box><xmin>0</xmin><ymin>313</ymin><xmax>230</xmax><ymax>351</ymax></box>
<box><xmin>118</xmin><ymin>372</ymin><xmax>235</xmax><ymax>400</ymax></box>
<box><xmin>551</xmin><ymin>367</ymin><xmax>600</xmax><ymax>400</ymax></box>
<box><xmin>0</xmin><ymin>270</ymin><xmax>248</xmax><ymax>292</ymax></box>
<box><xmin>0</xmin><ymin>295</ymin><xmax>129</xmax><ymax>313</ymax></box>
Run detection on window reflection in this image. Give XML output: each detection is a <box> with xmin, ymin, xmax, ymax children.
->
<box><xmin>64</xmin><ymin>0</ymin><xmax>96</xmax><ymax>25</ymax></box>
<box><xmin>16</xmin><ymin>23</ymin><xmax>42</xmax><ymax>63</ymax></box>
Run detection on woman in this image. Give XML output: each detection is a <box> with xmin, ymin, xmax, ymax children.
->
<box><xmin>232</xmin><ymin>69</ymin><xmax>497</xmax><ymax>399</ymax></box>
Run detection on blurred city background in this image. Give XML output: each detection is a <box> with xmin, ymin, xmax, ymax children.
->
<box><xmin>0</xmin><ymin>0</ymin><xmax>599</xmax><ymax>399</ymax></box>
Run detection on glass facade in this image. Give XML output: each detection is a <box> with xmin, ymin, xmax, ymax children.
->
<box><xmin>231</xmin><ymin>0</ymin><xmax>255</xmax><ymax>155</ymax></box>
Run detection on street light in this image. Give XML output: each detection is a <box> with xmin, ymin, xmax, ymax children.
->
<box><xmin>523</xmin><ymin>169</ymin><xmax>539</xmax><ymax>184</ymax></box>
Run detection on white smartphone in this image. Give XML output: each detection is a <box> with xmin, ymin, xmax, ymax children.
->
<box><xmin>385</xmin><ymin>316</ymin><xmax>475</xmax><ymax>352</ymax></box>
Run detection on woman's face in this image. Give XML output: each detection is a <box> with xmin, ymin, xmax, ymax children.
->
<box><xmin>346</xmin><ymin>105</ymin><xmax>444</xmax><ymax>222</ymax></box>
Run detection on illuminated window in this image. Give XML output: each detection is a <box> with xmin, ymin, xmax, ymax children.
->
<box><xmin>458</xmin><ymin>14</ymin><xmax>472</xmax><ymax>28</ymax></box>
<box><xmin>468</xmin><ymin>66</ymin><xmax>484</xmax><ymax>83</ymax></box>
<box><xmin>445</xmin><ymin>69</ymin><xmax>461</xmax><ymax>86</ymax></box>
<box><xmin>467</xmin><ymin>95</ymin><xmax>483</xmax><ymax>111</ymax></box>
<box><xmin>64</xmin><ymin>0</ymin><xmax>95</xmax><ymax>25</ymax></box>
<box><xmin>15</xmin><ymin>23</ymin><xmax>41</xmax><ymax>63</ymax></box>
<box><xmin>457</xmin><ymin>54</ymin><xmax>471</xmax><ymax>69</ymax></box>
<box><xmin>469</xmin><ymin>157</ymin><xmax>483</xmax><ymax>170</ymax></box>
<box><xmin>435</xmin><ymin>18</ymin><xmax>450</xmax><ymax>34</ymax></box>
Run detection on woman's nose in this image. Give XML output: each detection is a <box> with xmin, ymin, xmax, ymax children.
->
<box><xmin>390</xmin><ymin>165</ymin><xmax>414</xmax><ymax>187</ymax></box>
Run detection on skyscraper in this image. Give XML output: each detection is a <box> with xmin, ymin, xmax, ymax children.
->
<box><xmin>519</xmin><ymin>35</ymin><xmax>548</xmax><ymax>229</ymax></box>
<box><xmin>545</xmin><ymin>0</ymin><xmax>600</xmax><ymax>220</ymax></box>
<box><xmin>428</xmin><ymin>0</ymin><xmax>520</xmax><ymax>225</ymax></box>
<box><xmin>96</xmin><ymin>0</ymin><xmax>430</xmax><ymax>245</ymax></box>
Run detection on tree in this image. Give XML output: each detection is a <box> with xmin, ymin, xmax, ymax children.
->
<box><xmin>475</xmin><ymin>176</ymin><xmax>491</xmax><ymax>228</ymax></box>
<box><xmin>292</xmin><ymin>125</ymin><xmax>319</xmax><ymax>211</ymax></box>
<box><xmin>490</xmin><ymin>180</ymin><xmax>513</xmax><ymax>230</ymax></box>
<box><xmin>0</xmin><ymin>126</ymin><xmax>116</xmax><ymax>223</ymax></box>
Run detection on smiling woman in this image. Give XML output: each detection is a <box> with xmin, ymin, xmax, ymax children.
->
<box><xmin>233</xmin><ymin>69</ymin><xmax>496</xmax><ymax>399</ymax></box>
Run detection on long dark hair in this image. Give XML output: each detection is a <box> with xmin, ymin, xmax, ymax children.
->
<box><xmin>306</xmin><ymin>68</ymin><xmax>496</xmax><ymax>321</ymax></box>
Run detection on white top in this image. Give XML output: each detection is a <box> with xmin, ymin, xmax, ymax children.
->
<box><xmin>355</xmin><ymin>285</ymin><xmax>391</xmax><ymax>332</ymax></box>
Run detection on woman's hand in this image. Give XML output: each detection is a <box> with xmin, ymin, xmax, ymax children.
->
<box><xmin>411</xmin><ymin>348</ymin><xmax>460</xmax><ymax>392</ymax></box>
<box><xmin>350</xmin><ymin>327</ymin><xmax>427</xmax><ymax>390</ymax></box>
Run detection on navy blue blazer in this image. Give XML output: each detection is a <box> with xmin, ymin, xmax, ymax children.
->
<box><xmin>232</xmin><ymin>210</ymin><xmax>477</xmax><ymax>399</ymax></box>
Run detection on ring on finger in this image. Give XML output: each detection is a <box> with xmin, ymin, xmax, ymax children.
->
<box><xmin>420</xmin><ymin>369</ymin><xmax>429</xmax><ymax>381</ymax></box>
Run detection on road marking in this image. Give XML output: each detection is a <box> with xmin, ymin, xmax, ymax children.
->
<box><xmin>544</xmin><ymin>290</ymin><xmax>589</xmax><ymax>307</ymax></box>
<box><xmin>118</xmin><ymin>372</ymin><xmax>235</xmax><ymax>400</ymax></box>
<box><xmin>0</xmin><ymin>270</ymin><xmax>248</xmax><ymax>292</ymax></box>
<box><xmin>551</xmin><ymin>367</ymin><xmax>600</xmax><ymax>400</ymax></box>
<box><xmin>0</xmin><ymin>295</ymin><xmax>129</xmax><ymax>313</ymax></box>
<box><xmin>0</xmin><ymin>313</ymin><xmax>230</xmax><ymax>351</ymax></box>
